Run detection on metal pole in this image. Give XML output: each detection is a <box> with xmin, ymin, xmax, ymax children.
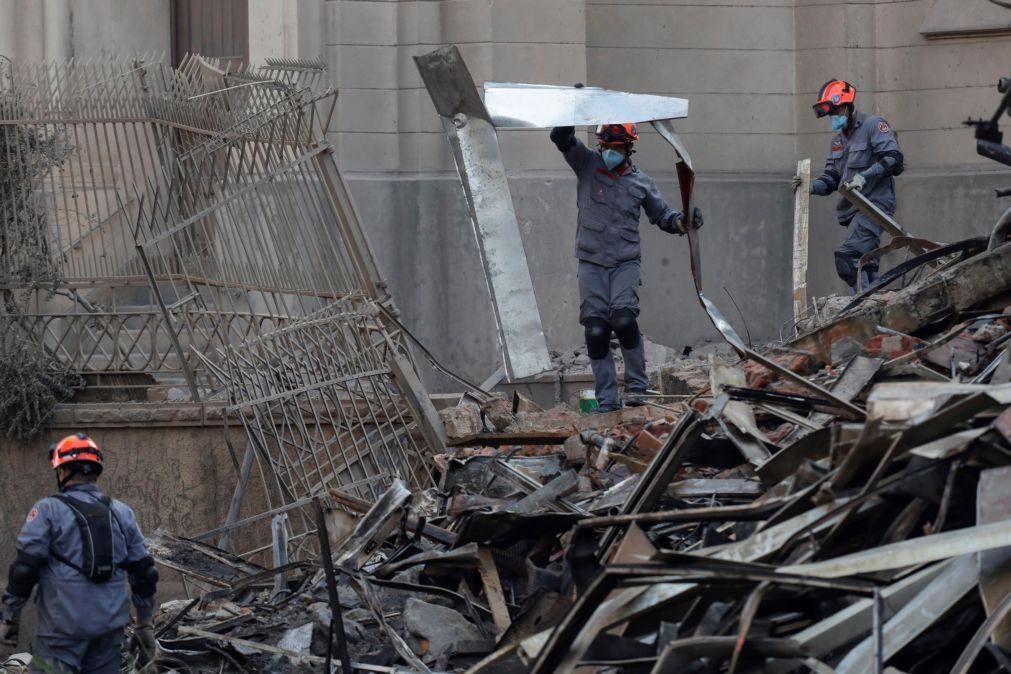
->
<box><xmin>134</xmin><ymin>242</ymin><xmax>202</xmax><ymax>401</ymax></box>
<box><xmin>314</xmin><ymin>498</ymin><xmax>353</xmax><ymax>674</ymax></box>
<box><xmin>217</xmin><ymin>443</ymin><xmax>256</xmax><ymax>551</ymax></box>
<box><xmin>873</xmin><ymin>587</ymin><xmax>884</xmax><ymax>674</ymax></box>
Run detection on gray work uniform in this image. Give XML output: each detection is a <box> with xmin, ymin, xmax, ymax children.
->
<box><xmin>812</xmin><ymin>111</ymin><xmax>902</xmax><ymax>289</ymax></box>
<box><xmin>557</xmin><ymin>135</ymin><xmax>682</xmax><ymax>407</ymax></box>
<box><xmin>2</xmin><ymin>484</ymin><xmax>154</xmax><ymax>674</ymax></box>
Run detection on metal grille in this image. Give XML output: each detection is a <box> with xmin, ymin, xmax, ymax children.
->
<box><xmin>1</xmin><ymin>54</ymin><xmax>441</xmax><ymax>549</ymax></box>
<box><xmin>0</xmin><ymin>54</ymin><xmax>338</xmax><ymax>388</ymax></box>
<box><xmin>219</xmin><ymin>297</ymin><xmax>435</xmax><ymax>506</ymax></box>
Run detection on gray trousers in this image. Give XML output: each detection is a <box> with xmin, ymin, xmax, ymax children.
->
<box><xmin>578</xmin><ymin>259</ymin><xmax>649</xmax><ymax>407</ymax></box>
<box><xmin>835</xmin><ymin>213</ymin><xmax>883</xmax><ymax>291</ymax></box>
<box><xmin>31</xmin><ymin>630</ymin><xmax>124</xmax><ymax>674</ymax></box>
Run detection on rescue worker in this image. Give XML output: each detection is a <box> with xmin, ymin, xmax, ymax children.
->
<box><xmin>551</xmin><ymin>122</ymin><xmax>702</xmax><ymax>412</ymax></box>
<box><xmin>793</xmin><ymin>79</ymin><xmax>904</xmax><ymax>292</ymax></box>
<box><xmin>0</xmin><ymin>433</ymin><xmax>158</xmax><ymax>673</ymax></box>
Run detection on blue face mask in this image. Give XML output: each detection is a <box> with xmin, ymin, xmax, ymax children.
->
<box><xmin>830</xmin><ymin>114</ymin><xmax>849</xmax><ymax>132</ymax></box>
<box><xmin>601</xmin><ymin>148</ymin><xmax>625</xmax><ymax>171</ymax></box>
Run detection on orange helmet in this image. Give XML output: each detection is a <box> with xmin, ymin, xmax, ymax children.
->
<box><xmin>596</xmin><ymin>123</ymin><xmax>639</xmax><ymax>145</ymax></box>
<box><xmin>49</xmin><ymin>433</ymin><xmax>103</xmax><ymax>473</ymax></box>
<box><xmin>813</xmin><ymin>79</ymin><xmax>856</xmax><ymax>118</ymax></box>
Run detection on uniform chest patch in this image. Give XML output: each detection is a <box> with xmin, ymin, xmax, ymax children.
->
<box><xmin>831</xmin><ymin>141</ymin><xmax>844</xmax><ymax>152</ymax></box>
<box><xmin>26</xmin><ymin>507</ymin><xmax>38</xmax><ymax>523</ymax></box>
<box><xmin>878</xmin><ymin>121</ymin><xmax>890</xmax><ymax>134</ymax></box>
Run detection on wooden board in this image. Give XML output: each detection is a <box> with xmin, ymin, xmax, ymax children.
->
<box><xmin>793</xmin><ymin>158</ymin><xmax>811</xmax><ymax>324</ymax></box>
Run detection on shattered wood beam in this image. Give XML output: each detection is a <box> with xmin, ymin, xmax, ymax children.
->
<box><xmin>414</xmin><ymin>46</ymin><xmax>552</xmax><ymax>381</ymax></box>
<box><xmin>793</xmin><ymin>158</ymin><xmax>811</xmax><ymax>324</ymax></box>
<box><xmin>477</xmin><ymin>547</ymin><xmax>512</xmax><ymax>636</ymax></box>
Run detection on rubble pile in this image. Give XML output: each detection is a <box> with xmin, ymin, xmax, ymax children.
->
<box><xmin>140</xmin><ymin>235</ymin><xmax>1011</xmax><ymax>673</ymax></box>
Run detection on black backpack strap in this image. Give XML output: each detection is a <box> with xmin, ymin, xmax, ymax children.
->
<box><xmin>49</xmin><ymin>494</ymin><xmax>116</xmax><ymax>582</ymax></box>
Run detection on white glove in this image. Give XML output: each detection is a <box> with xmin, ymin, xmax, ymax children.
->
<box><xmin>844</xmin><ymin>173</ymin><xmax>867</xmax><ymax>191</ymax></box>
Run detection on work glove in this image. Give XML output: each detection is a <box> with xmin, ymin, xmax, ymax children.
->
<box><xmin>0</xmin><ymin>619</ymin><xmax>18</xmax><ymax>647</ymax></box>
<box><xmin>690</xmin><ymin>207</ymin><xmax>704</xmax><ymax>231</ymax></box>
<box><xmin>843</xmin><ymin>172</ymin><xmax>867</xmax><ymax>191</ymax></box>
<box><xmin>790</xmin><ymin>175</ymin><xmax>803</xmax><ymax>192</ymax></box>
<box><xmin>663</xmin><ymin>213</ymin><xmax>687</xmax><ymax>236</ymax></box>
<box><xmin>131</xmin><ymin>619</ymin><xmax>156</xmax><ymax>666</ymax></box>
<box><xmin>675</xmin><ymin>206</ymin><xmax>707</xmax><ymax>234</ymax></box>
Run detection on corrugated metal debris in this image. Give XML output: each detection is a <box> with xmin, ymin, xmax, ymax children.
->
<box><xmin>8</xmin><ymin>48</ymin><xmax>1011</xmax><ymax>674</ymax></box>
<box><xmin>125</xmin><ymin>240</ymin><xmax>1011</xmax><ymax>671</ymax></box>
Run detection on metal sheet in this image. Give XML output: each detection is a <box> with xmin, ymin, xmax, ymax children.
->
<box><xmin>483</xmin><ymin>82</ymin><xmax>688</xmax><ymax>129</ymax></box>
<box><xmin>766</xmin><ymin>560</ymin><xmax>949</xmax><ymax>673</ymax></box>
<box><xmin>651</xmin><ymin>119</ymin><xmax>702</xmax><ymax>291</ymax></box>
<box><xmin>779</xmin><ymin>520</ymin><xmax>1011</xmax><ymax>578</ymax></box>
<box><xmin>710</xmin><ymin>357</ymin><xmax>772</xmax><ymax>464</ymax></box>
<box><xmin>977</xmin><ymin>466</ymin><xmax>1011</xmax><ymax>651</ymax></box>
<box><xmin>415</xmin><ymin>46</ymin><xmax>552</xmax><ymax>380</ymax></box>
<box><xmin>835</xmin><ymin>555</ymin><xmax>977</xmax><ymax>673</ymax></box>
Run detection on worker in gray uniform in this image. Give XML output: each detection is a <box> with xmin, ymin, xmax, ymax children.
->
<box><xmin>551</xmin><ymin>122</ymin><xmax>701</xmax><ymax>412</ymax></box>
<box><xmin>0</xmin><ymin>433</ymin><xmax>158</xmax><ymax>673</ymax></box>
<box><xmin>794</xmin><ymin>79</ymin><xmax>904</xmax><ymax>292</ymax></box>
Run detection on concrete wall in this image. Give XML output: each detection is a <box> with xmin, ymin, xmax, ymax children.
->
<box><xmin>0</xmin><ymin>404</ymin><xmax>271</xmax><ymax>647</ymax></box>
<box><xmin>0</xmin><ymin>0</ymin><xmax>171</xmax><ymax>62</ymax></box>
<box><xmin>5</xmin><ymin>1</ymin><xmax>1011</xmax><ymax>389</ymax></box>
<box><xmin>329</xmin><ymin>0</ymin><xmax>799</xmax><ymax>387</ymax></box>
<box><xmin>325</xmin><ymin>0</ymin><xmax>1011</xmax><ymax>388</ymax></box>
<box><xmin>0</xmin><ymin>406</ymin><xmax>271</xmax><ymax>570</ymax></box>
<box><xmin>796</xmin><ymin>0</ymin><xmax>1011</xmax><ymax>300</ymax></box>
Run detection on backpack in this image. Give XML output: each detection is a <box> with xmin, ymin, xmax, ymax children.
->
<box><xmin>49</xmin><ymin>494</ymin><xmax>117</xmax><ymax>582</ymax></box>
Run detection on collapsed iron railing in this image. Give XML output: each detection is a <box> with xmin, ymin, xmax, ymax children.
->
<box><xmin>0</xmin><ymin>54</ymin><xmax>445</xmax><ymax>543</ymax></box>
<box><xmin>0</xmin><ymin>54</ymin><xmax>338</xmax><ymax>391</ymax></box>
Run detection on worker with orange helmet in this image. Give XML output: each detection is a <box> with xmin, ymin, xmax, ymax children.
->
<box><xmin>0</xmin><ymin>433</ymin><xmax>158</xmax><ymax>672</ymax></box>
<box><xmin>794</xmin><ymin>79</ymin><xmax>904</xmax><ymax>292</ymax></box>
<box><xmin>551</xmin><ymin>118</ymin><xmax>702</xmax><ymax>412</ymax></box>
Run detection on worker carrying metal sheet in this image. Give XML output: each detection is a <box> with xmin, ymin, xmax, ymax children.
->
<box><xmin>1</xmin><ymin>433</ymin><xmax>158</xmax><ymax>673</ymax></box>
<box><xmin>551</xmin><ymin>119</ymin><xmax>702</xmax><ymax>412</ymax></box>
<box><xmin>794</xmin><ymin>79</ymin><xmax>905</xmax><ymax>292</ymax></box>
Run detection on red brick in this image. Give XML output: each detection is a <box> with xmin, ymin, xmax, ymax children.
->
<box><xmin>766</xmin><ymin>422</ymin><xmax>795</xmax><ymax>444</ymax></box>
<box><xmin>863</xmin><ymin>333</ymin><xmax>925</xmax><ymax>359</ymax></box>
<box><xmin>635</xmin><ymin>429</ymin><xmax>663</xmax><ymax>453</ymax></box>
<box><xmin>691</xmin><ymin>398</ymin><xmax>711</xmax><ymax>413</ymax></box>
